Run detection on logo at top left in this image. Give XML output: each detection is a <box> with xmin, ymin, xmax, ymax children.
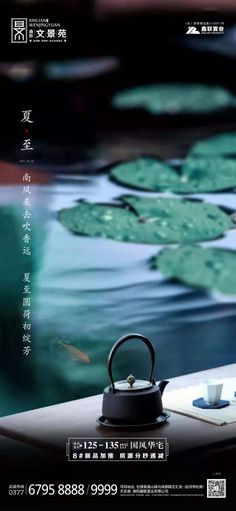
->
<box><xmin>11</xmin><ymin>18</ymin><xmax>28</xmax><ymax>43</ymax></box>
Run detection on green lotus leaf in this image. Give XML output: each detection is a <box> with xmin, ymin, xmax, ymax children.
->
<box><xmin>111</xmin><ymin>157</ymin><xmax>179</xmax><ymax>191</ymax></box>
<box><xmin>181</xmin><ymin>157</ymin><xmax>236</xmax><ymax>192</ymax></box>
<box><xmin>59</xmin><ymin>196</ymin><xmax>233</xmax><ymax>245</ymax></box>
<box><xmin>156</xmin><ymin>245</ymin><xmax>236</xmax><ymax>295</ymax></box>
<box><xmin>112</xmin><ymin>84</ymin><xmax>235</xmax><ymax>115</ymax></box>
<box><xmin>191</xmin><ymin>132</ymin><xmax>236</xmax><ymax>156</ymax></box>
<box><xmin>111</xmin><ymin>157</ymin><xmax>236</xmax><ymax>193</ymax></box>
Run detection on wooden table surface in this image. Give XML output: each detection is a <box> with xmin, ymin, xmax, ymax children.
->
<box><xmin>0</xmin><ymin>364</ymin><xmax>235</xmax><ymax>461</ymax></box>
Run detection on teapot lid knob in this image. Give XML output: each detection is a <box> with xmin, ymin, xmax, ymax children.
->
<box><xmin>127</xmin><ymin>374</ymin><xmax>135</xmax><ymax>388</ymax></box>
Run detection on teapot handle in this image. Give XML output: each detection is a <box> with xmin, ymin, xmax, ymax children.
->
<box><xmin>108</xmin><ymin>333</ymin><xmax>156</xmax><ymax>392</ymax></box>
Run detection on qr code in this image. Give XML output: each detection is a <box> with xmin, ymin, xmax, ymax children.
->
<box><xmin>207</xmin><ymin>479</ymin><xmax>226</xmax><ymax>498</ymax></box>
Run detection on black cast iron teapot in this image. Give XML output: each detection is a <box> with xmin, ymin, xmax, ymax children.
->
<box><xmin>101</xmin><ymin>333</ymin><xmax>169</xmax><ymax>425</ymax></box>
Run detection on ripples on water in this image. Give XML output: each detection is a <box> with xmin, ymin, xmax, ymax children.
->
<box><xmin>1</xmin><ymin>172</ymin><xmax>236</xmax><ymax>415</ymax></box>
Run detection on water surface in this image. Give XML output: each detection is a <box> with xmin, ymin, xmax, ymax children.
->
<box><xmin>1</xmin><ymin>171</ymin><xmax>236</xmax><ymax>415</ymax></box>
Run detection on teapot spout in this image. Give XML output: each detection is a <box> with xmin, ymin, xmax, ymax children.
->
<box><xmin>159</xmin><ymin>380</ymin><xmax>169</xmax><ymax>396</ymax></box>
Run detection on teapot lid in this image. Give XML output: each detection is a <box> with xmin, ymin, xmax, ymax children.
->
<box><xmin>115</xmin><ymin>374</ymin><xmax>153</xmax><ymax>391</ymax></box>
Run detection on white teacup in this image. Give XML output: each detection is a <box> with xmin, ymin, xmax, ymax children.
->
<box><xmin>201</xmin><ymin>379</ymin><xmax>223</xmax><ymax>405</ymax></box>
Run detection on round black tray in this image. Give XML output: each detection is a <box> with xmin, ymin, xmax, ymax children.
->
<box><xmin>96</xmin><ymin>411</ymin><xmax>171</xmax><ymax>430</ymax></box>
